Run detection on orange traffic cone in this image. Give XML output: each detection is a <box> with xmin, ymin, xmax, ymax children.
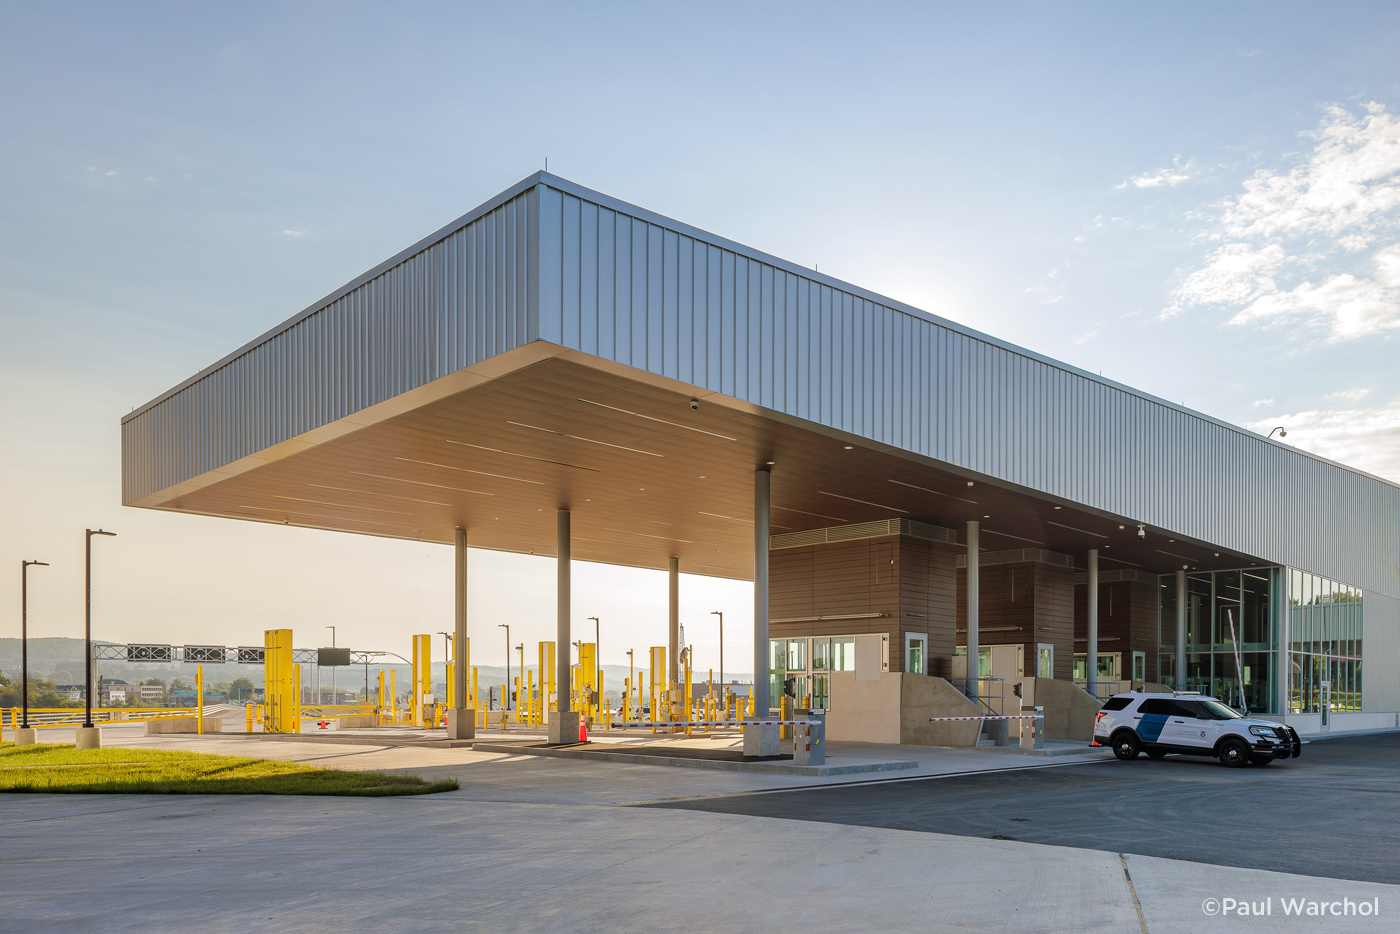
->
<box><xmin>579</xmin><ymin>719</ymin><xmax>588</xmax><ymax>743</ymax></box>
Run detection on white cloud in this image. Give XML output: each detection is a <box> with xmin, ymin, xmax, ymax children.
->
<box><xmin>1118</xmin><ymin>156</ymin><xmax>1194</xmax><ymax>190</ymax></box>
<box><xmin>1247</xmin><ymin>399</ymin><xmax>1400</xmax><ymax>483</ymax></box>
<box><xmin>1169</xmin><ymin>103</ymin><xmax>1400</xmax><ymax>341</ymax></box>
<box><xmin>281</xmin><ymin>229</ymin><xmax>308</xmax><ymax>238</ymax></box>
<box><xmin>1252</xmin><ymin>398</ymin><xmax>1274</xmax><ymax>407</ymax></box>
<box><xmin>1324</xmin><ymin>387</ymin><xmax>1371</xmax><ymax>401</ymax></box>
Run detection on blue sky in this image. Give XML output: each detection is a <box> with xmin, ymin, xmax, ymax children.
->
<box><xmin>3</xmin><ymin>2</ymin><xmax>1399</xmax><ymax>669</ymax></box>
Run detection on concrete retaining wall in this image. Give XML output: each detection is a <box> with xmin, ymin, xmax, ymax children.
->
<box><xmin>827</xmin><ymin>671</ymin><xmax>901</xmax><ymax>744</ymax></box>
<box><xmin>145</xmin><ymin>717</ymin><xmax>224</xmax><ymax>735</ymax></box>
<box><xmin>1035</xmin><ymin>678</ymin><xmax>1102</xmax><ymax>740</ymax></box>
<box><xmin>900</xmin><ymin>674</ymin><xmax>984</xmax><ymax>747</ymax></box>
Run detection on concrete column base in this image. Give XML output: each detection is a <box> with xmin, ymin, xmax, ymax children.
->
<box><xmin>743</xmin><ymin>723</ymin><xmax>779</xmax><ymax>757</ymax></box>
<box><xmin>75</xmin><ymin>726</ymin><xmax>102</xmax><ymax>750</ymax></box>
<box><xmin>446</xmin><ymin>708</ymin><xmax>476</xmax><ymax>740</ymax></box>
<box><xmin>547</xmin><ymin>710</ymin><xmax>582</xmax><ymax>745</ymax></box>
<box><xmin>13</xmin><ymin>727</ymin><xmax>38</xmax><ymax>745</ymax></box>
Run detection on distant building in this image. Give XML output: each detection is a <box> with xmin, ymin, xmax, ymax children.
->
<box><xmin>54</xmin><ymin>685</ymin><xmax>84</xmax><ymax>701</ymax></box>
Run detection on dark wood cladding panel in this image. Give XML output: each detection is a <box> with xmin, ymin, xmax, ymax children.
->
<box><xmin>1074</xmin><ymin>580</ymin><xmax>1161</xmax><ymax>680</ymax></box>
<box><xmin>767</xmin><ymin>534</ymin><xmax>960</xmax><ymax>677</ymax></box>
<box><xmin>957</xmin><ymin>562</ymin><xmax>1075</xmax><ymax>680</ymax></box>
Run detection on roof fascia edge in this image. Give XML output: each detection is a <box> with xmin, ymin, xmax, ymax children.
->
<box><xmin>536</xmin><ymin>173</ymin><xmax>1400</xmax><ymax>494</ymax></box>
<box><xmin>123</xmin><ymin>171</ymin><xmax>549</xmax><ymax>424</ymax></box>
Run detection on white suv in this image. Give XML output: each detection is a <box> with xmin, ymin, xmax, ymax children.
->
<box><xmin>1092</xmin><ymin>692</ymin><xmax>1302</xmax><ymax>767</ymax></box>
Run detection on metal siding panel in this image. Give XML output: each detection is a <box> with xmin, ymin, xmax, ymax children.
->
<box><xmin>125</xmin><ymin>179</ymin><xmax>1400</xmax><ymax>598</ymax></box>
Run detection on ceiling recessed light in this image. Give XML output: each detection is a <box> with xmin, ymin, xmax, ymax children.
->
<box><xmin>766</xmin><ymin>461</ymin><xmax>775</xmax><ymax>465</ymax></box>
<box><xmin>699</xmin><ymin>475</ymin><xmax>706</xmax><ymax>479</ymax></box>
<box><xmin>1053</xmin><ymin>506</ymin><xmax>1061</xmax><ymax>510</ymax></box>
<box><xmin>843</xmin><ymin>446</ymin><xmax>853</xmax><ymax>450</ymax></box>
<box><xmin>982</xmin><ymin>515</ymin><xmax>990</xmax><ymax>519</ymax></box>
<box><xmin>1214</xmin><ymin>552</ymin><xmax>1220</xmax><ymax>557</ymax></box>
<box><xmin>966</xmin><ymin>481</ymin><xmax>974</xmax><ymax>487</ymax></box>
<box><xmin>1168</xmin><ymin>539</ymin><xmax>1175</xmax><ymax>543</ymax></box>
<box><xmin>1118</xmin><ymin>525</ymin><xmax>1125</xmax><ymax>530</ymax></box>
<box><xmin>639</xmin><ymin>488</ymin><xmax>645</xmax><ymax>491</ymax></box>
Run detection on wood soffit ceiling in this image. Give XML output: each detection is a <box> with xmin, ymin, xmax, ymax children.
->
<box><xmin>160</xmin><ymin>356</ymin><xmax>1267</xmax><ymax>581</ymax></box>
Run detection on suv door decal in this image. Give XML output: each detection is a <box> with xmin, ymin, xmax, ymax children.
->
<box><xmin>1136</xmin><ymin>698</ymin><xmax>1172</xmax><ymax>742</ymax></box>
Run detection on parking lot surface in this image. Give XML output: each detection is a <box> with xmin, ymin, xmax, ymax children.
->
<box><xmin>652</xmin><ymin>733</ymin><xmax>1400</xmax><ymax>884</ymax></box>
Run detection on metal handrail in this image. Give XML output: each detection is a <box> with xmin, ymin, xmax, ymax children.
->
<box><xmin>950</xmin><ymin>677</ymin><xmax>1004</xmax><ymax>716</ymax></box>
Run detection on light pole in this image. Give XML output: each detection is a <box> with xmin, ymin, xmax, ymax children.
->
<box><xmin>587</xmin><ymin>616</ymin><xmax>600</xmax><ymax>695</ymax></box>
<box><xmin>516</xmin><ymin>643</ymin><xmax>524</xmax><ymax>714</ymax></box>
<box><xmin>21</xmin><ymin>560</ymin><xmax>49</xmax><ymax>731</ymax></box>
<box><xmin>498</xmin><ymin>623</ymin><xmax>510</xmax><ymax>710</ymax></box>
<box><xmin>626</xmin><ymin>648</ymin><xmax>634</xmax><ymax>719</ymax></box>
<box><xmin>711</xmin><ymin>610</ymin><xmax>724</xmax><ymax>695</ymax></box>
<box><xmin>84</xmin><ymin>530</ymin><xmax>116</xmax><ymax>731</ymax></box>
<box><xmin>325</xmin><ymin>626</ymin><xmax>336</xmax><ymax>705</ymax></box>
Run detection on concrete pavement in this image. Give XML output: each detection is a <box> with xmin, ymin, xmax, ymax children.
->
<box><xmin>4</xmin><ymin>723</ymin><xmax>1395</xmax><ymax>932</ymax></box>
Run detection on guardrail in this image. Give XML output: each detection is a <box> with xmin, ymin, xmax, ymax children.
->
<box><xmin>5</xmin><ymin>707</ymin><xmax>220</xmax><ymax>730</ymax></box>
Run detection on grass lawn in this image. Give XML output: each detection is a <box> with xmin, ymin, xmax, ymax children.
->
<box><xmin>0</xmin><ymin>741</ymin><xmax>459</xmax><ymax>796</ymax></box>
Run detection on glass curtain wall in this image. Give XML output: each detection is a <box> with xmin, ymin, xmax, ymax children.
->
<box><xmin>1158</xmin><ymin>567</ymin><xmax>1279</xmax><ymax>712</ymax></box>
<box><xmin>1287</xmin><ymin>571</ymin><xmax>1364</xmax><ymax>714</ymax></box>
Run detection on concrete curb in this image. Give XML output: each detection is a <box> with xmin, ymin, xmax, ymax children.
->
<box><xmin>470</xmin><ymin>741</ymin><xmax>919</xmax><ymax>776</ymax></box>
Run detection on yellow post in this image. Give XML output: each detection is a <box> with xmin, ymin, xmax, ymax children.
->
<box><xmin>390</xmin><ymin>668</ymin><xmax>398</xmax><ymax>724</ymax></box>
<box><xmin>600</xmin><ymin>670</ymin><xmax>607</xmax><ymax>730</ymax></box>
<box><xmin>471</xmin><ymin>667</ymin><xmax>480</xmax><ymax>729</ymax></box>
<box><xmin>293</xmin><ymin>663</ymin><xmax>302</xmax><ymax>733</ymax></box>
<box><xmin>527</xmin><ymin>669</ymin><xmax>535</xmax><ymax>727</ymax></box>
<box><xmin>579</xmin><ymin>642</ymin><xmax>597</xmax><ymax>724</ymax></box>
<box><xmin>196</xmin><ymin>665</ymin><xmax>204</xmax><ymax>735</ymax></box>
<box><xmin>445</xmin><ymin>661</ymin><xmax>455</xmax><ymax>709</ymax></box>
<box><xmin>262</xmin><ymin>629</ymin><xmax>296</xmax><ymax>733</ymax></box>
<box><xmin>650</xmin><ymin>646</ymin><xmax>667</xmax><ymax>728</ymax></box>
<box><xmin>246</xmin><ymin>702</ymin><xmax>254</xmax><ymax>734</ymax></box>
<box><xmin>411</xmin><ymin>634</ymin><xmax>431</xmax><ymax>727</ymax></box>
<box><xmin>377</xmin><ymin>670</ymin><xmax>386</xmax><ymax>724</ymax></box>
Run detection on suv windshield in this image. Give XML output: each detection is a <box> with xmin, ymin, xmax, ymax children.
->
<box><xmin>1200</xmin><ymin>699</ymin><xmax>1243</xmax><ymax>720</ymax></box>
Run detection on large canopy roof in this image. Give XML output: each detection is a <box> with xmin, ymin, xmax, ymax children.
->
<box><xmin>121</xmin><ymin>173</ymin><xmax>1400</xmax><ymax>594</ymax></box>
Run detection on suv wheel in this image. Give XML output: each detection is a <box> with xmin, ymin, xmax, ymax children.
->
<box><xmin>1112</xmin><ymin>732</ymin><xmax>1140</xmax><ymax>761</ymax></box>
<box><xmin>1218</xmin><ymin>738</ymin><xmax>1250</xmax><ymax>768</ymax></box>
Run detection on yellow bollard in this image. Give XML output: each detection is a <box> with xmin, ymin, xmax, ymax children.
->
<box><xmin>377</xmin><ymin>670</ymin><xmax>386</xmax><ymax>725</ymax></box>
<box><xmin>390</xmin><ymin>669</ymin><xmax>398</xmax><ymax>725</ymax></box>
<box><xmin>197</xmin><ymin>665</ymin><xmax>204</xmax><ymax>735</ymax></box>
<box><xmin>246</xmin><ymin>702</ymin><xmax>254</xmax><ymax>734</ymax></box>
<box><xmin>293</xmin><ymin>663</ymin><xmax>302</xmax><ymax>733</ymax></box>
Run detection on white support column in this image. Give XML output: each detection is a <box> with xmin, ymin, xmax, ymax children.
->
<box><xmin>1087</xmin><ymin>549</ymin><xmax>1099</xmax><ymax>697</ymax></box>
<box><xmin>549</xmin><ymin>509</ymin><xmax>581</xmax><ymax>743</ymax></box>
<box><xmin>966</xmin><ymin>520</ymin><xmax>980</xmax><ymax>702</ymax></box>
<box><xmin>1175</xmin><ymin>569</ymin><xmax>1188</xmax><ymax>690</ymax></box>
<box><xmin>744</xmin><ymin>468</ymin><xmax>777</xmax><ymax>756</ymax></box>
<box><xmin>669</xmin><ymin>556</ymin><xmax>680</xmax><ymax>686</ymax></box>
<box><xmin>1277</xmin><ymin>568</ymin><xmax>1290</xmax><ymax>716</ymax></box>
<box><xmin>447</xmin><ymin>528</ymin><xmax>474</xmax><ymax>739</ymax></box>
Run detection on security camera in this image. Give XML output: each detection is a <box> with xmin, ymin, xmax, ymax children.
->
<box><xmin>1137</xmin><ymin>525</ymin><xmax>1146</xmax><ymax>540</ymax></box>
<box><xmin>689</xmin><ymin>399</ymin><xmax>699</xmax><ymax>410</ymax></box>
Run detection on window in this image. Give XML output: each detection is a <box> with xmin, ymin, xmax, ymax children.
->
<box><xmin>1139</xmin><ymin>698</ymin><xmax>1172</xmax><ymax>716</ymax></box>
<box><xmin>1038</xmin><ymin>645</ymin><xmax>1053</xmax><ymax>679</ymax></box>
<box><xmin>905</xmin><ymin>633</ymin><xmax>927</xmax><ymax>675</ymax></box>
<box><xmin>1101</xmin><ymin>697</ymin><xmax>1132</xmax><ymax>711</ymax></box>
<box><xmin>1172</xmin><ymin>700</ymin><xmax>1209</xmax><ymax>719</ymax></box>
<box><xmin>832</xmin><ymin>639</ymin><xmax>856</xmax><ymax>671</ymax></box>
<box><xmin>811</xmin><ymin>638</ymin><xmax>831</xmax><ymax>671</ymax></box>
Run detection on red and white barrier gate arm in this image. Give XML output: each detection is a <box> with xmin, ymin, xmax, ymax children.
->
<box><xmin>928</xmin><ymin>713</ymin><xmax>1045</xmax><ymax>722</ymax></box>
<box><xmin>606</xmin><ymin>719</ymin><xmax>816</xmax><ymax>728</ymax></box>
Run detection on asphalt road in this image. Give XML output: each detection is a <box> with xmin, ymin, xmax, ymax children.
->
<box><xmin>650</xmin><ymin>733</ymin><xmax>1400</xmax><ymax>884</ymax></box>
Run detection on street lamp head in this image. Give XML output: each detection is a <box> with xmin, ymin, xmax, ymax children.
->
<box><xmin>24</xmin><ymin>560</ymin><xmax>49</xmax><ymax>568</ymax></box>
<box><xmin>88</xmin><ymin>529</ymin><xmax>117</xmax><ymax>538</ymax></box>
<box><xmin>711</xmin><ymin>610</ymin><xmax>721</xmax><ymax>616</ymax></box>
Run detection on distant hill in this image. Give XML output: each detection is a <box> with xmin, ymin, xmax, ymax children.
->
<box><xmin>0</xmin><ymin>637</ymin><xmax>752</xmax><ymax>694</ymax></box>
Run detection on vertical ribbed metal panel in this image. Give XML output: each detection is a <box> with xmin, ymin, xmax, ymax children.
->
<box><xmin>122</xmin><ymin>185</ymin><xmax>538</xmax><ymax>505</ymax></box>
<box><xmin>123</xmin><ymin>172</ymin><xmax>1400</xmax><ymax>599</ymax></box>
<box><xmin>538</xmin><ymin>180</ymin><xmax>1400</xmax><ymax>598</ymax></box>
